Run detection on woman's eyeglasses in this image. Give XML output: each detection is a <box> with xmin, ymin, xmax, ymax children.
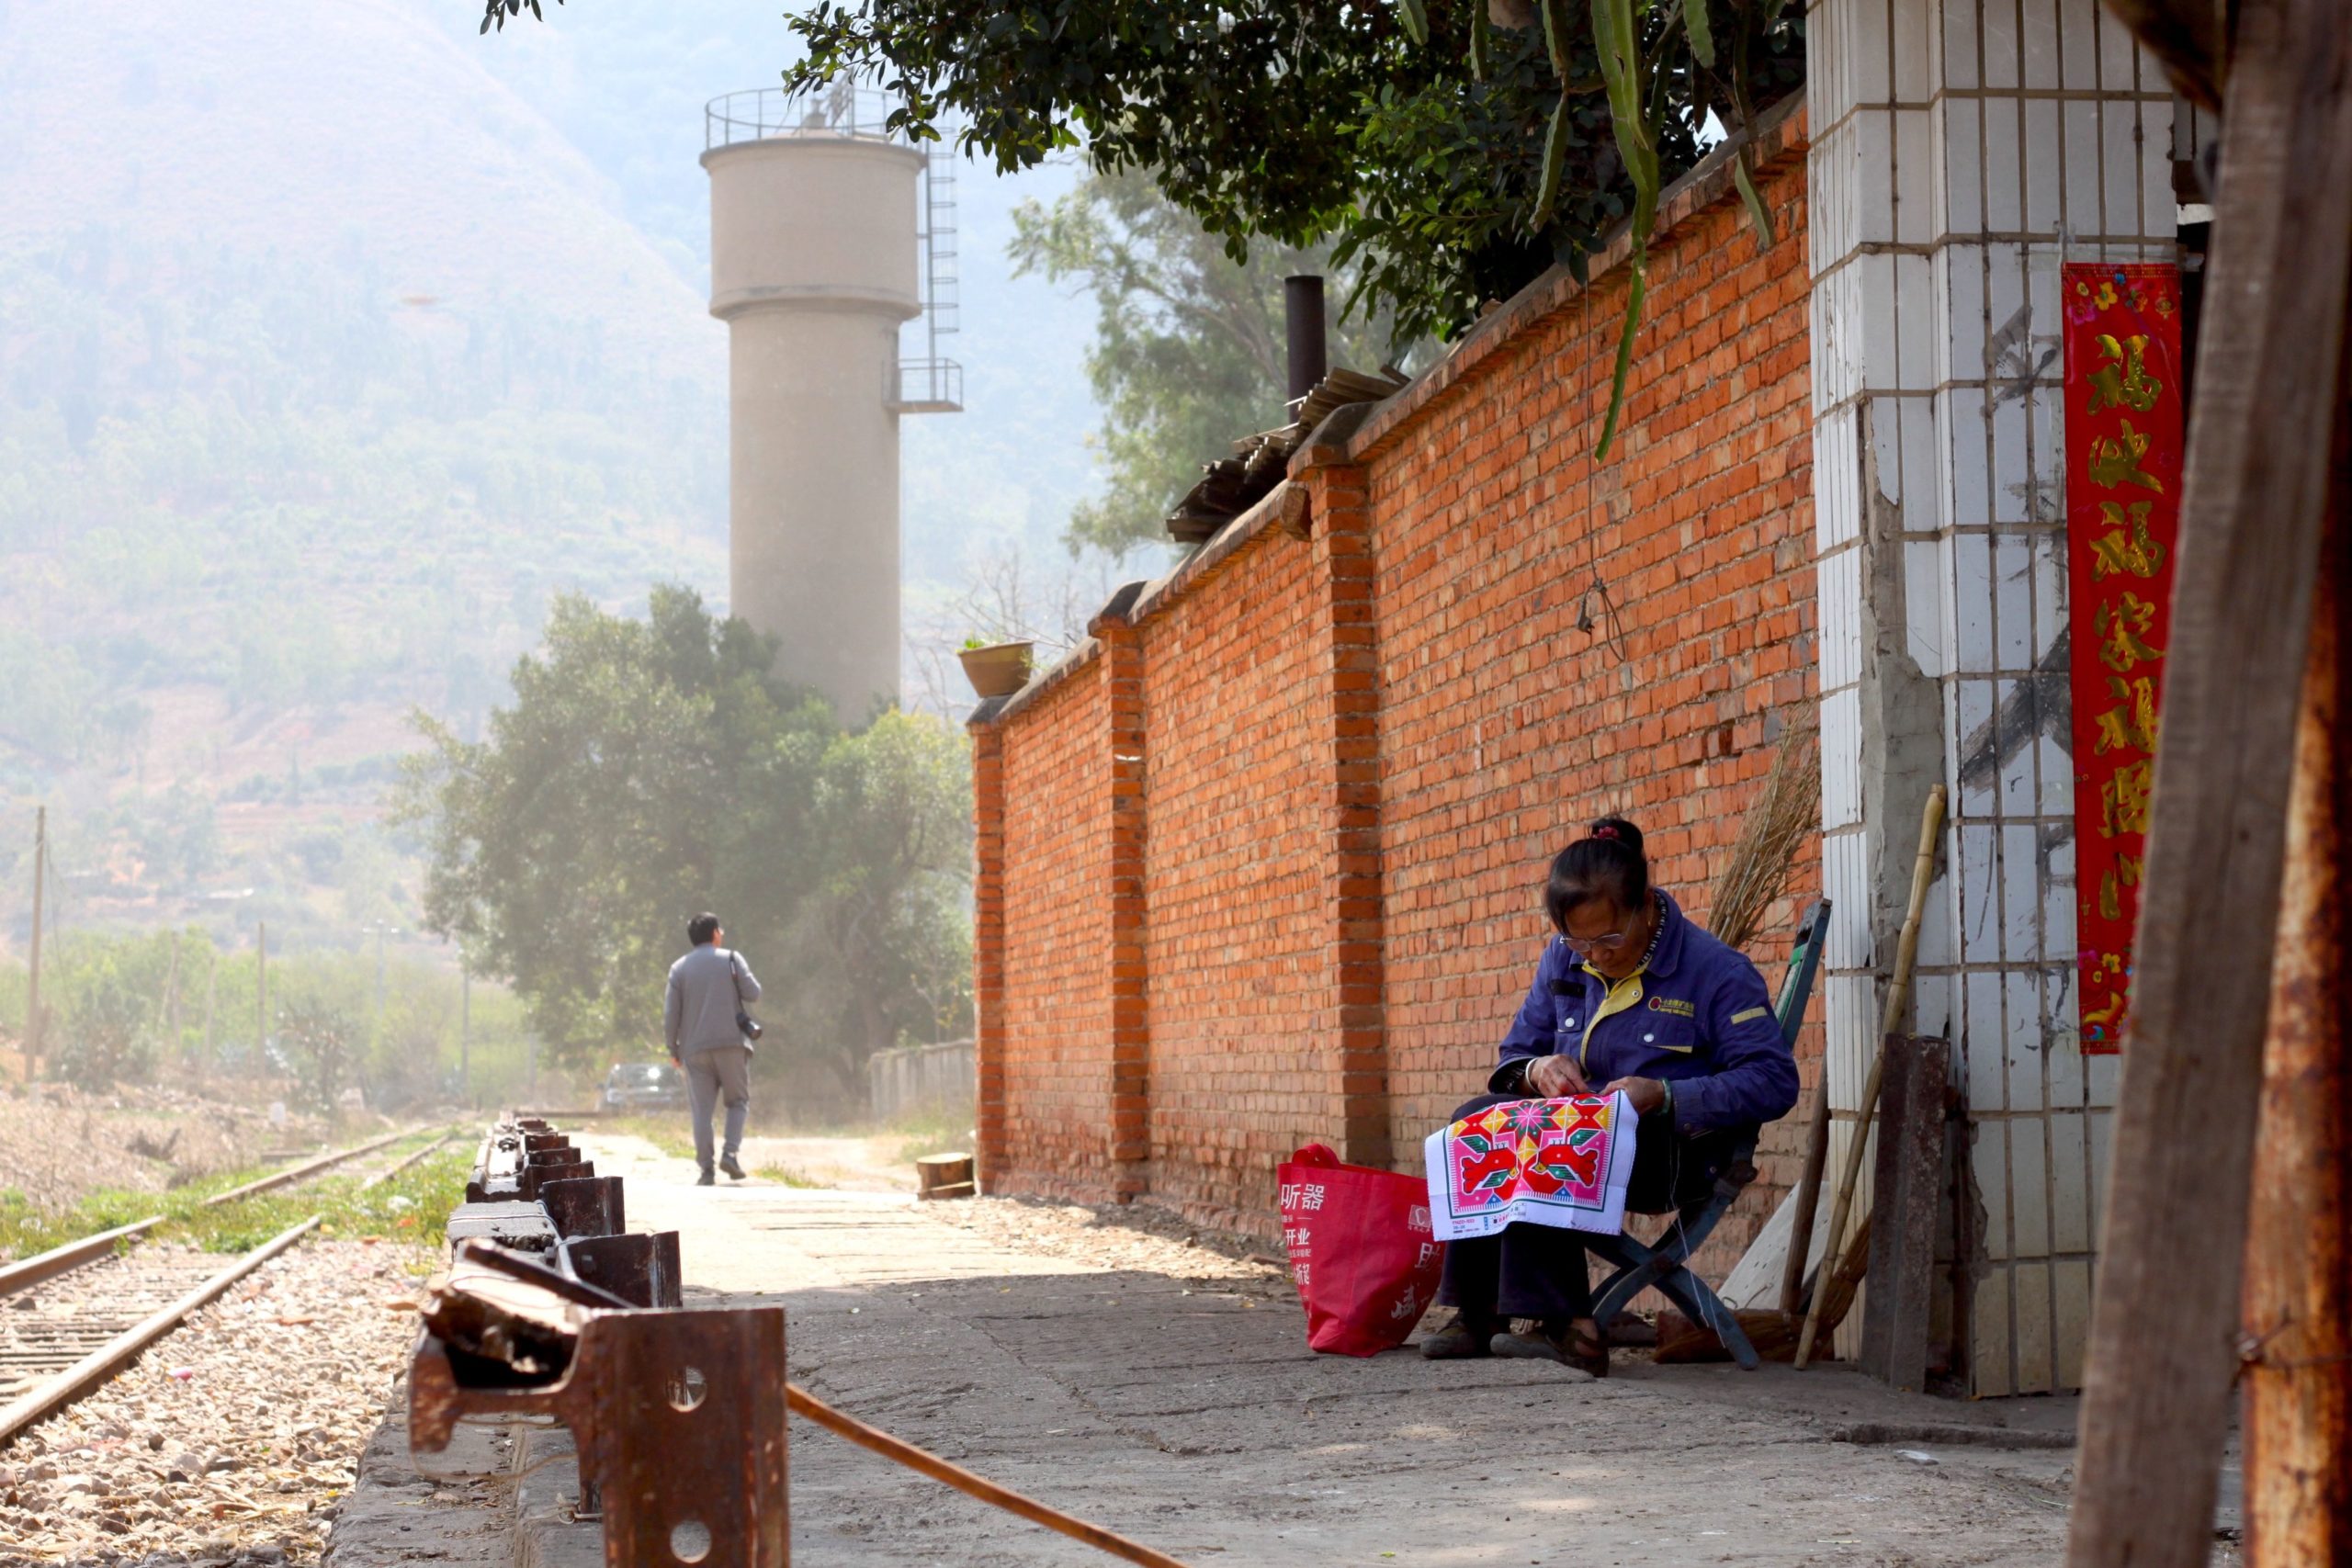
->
<box><xmin>1562</xmin><ymin>927</ymin><xmax>1633</xmax><ymax>954</ymax></box>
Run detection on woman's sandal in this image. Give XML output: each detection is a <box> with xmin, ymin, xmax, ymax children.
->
<box><xmin>1561</xmin><ymin>1320</ymin><xmax>1611</xmax><ymax>1378</ymax></box>
<box><xmin>1489</xmin><ymin>1317</ymin><xmax>1611</xmax><ymax>1377</ymax></box>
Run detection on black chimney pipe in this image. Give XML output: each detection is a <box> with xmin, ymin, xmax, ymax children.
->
<box><xmin>1284</xmin><ymin>274</ymin><xmax>1328</xmax><ymax>405</ymax></box>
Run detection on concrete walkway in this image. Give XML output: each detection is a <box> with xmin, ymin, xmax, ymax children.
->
<box><xmin>575</xmin><ymin>1134</ymin><xmax>2189</xmax><ymax>1568</ymax></box>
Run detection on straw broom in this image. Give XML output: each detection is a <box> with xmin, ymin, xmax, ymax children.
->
<box><xmin>1708</xmin><ymin>707</ymin><xmax>1822</xmax><ymax>952</ymax></box>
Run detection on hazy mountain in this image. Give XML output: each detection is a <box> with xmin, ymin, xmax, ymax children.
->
<box><xmin>0</xmin><ymin>0</ymin><xmax>1111</xmax><ymax>951</ymax></box>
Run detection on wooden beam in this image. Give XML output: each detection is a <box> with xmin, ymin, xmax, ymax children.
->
<box><xmin>2064</xmin><ymin>0</ymin><xmax>2352</xmax><ymax>1562</ymax></box>
<box><xmin>2242</xmin><ymin>354</ymin><xmax>2352</xmax><ymax>1568</ymax></box>
<box><xmin>2097</xmin><ymin>0</ymin><xmax>2226</xmax><ymax>107</ymax></box>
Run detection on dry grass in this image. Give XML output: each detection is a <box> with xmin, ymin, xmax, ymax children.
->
<box><xmin>1709</xmin><ymin>707</ymin><xmax>1823</xmax><ymax>953</ymax></box>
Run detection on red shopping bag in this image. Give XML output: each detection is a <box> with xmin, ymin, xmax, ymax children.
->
<box><xmin>1277</xmin><ymin>1144</ymin><xmax>1446</xmax><ymax>1357</ymax></box>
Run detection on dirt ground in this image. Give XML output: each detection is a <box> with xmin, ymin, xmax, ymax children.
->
<box><xmin>0</xmin><ymin>1084</ymin><xmax>323</xmax><ymax>1219</ymax></box>
<box><xmin>561</xmin><ymin>1133</ymin><xmax>2241</xmax><ymax>1567</ymax></box>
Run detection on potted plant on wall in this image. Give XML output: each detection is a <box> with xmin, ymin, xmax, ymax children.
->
<box><xmin>957</xmin><ymin>635</ymin><xmax>1035</xmax><ymax>699</ymax></box>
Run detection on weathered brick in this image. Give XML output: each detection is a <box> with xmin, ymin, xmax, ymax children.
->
<box><xmin>972</xmin><ymin>141</ymin><xmax>1819</xmax><ymax>1276</ymax></box>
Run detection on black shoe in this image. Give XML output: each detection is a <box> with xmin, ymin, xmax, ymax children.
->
<box><xmin>1419</xmin><ymin>1310</ymin><xmax>1500</xmax><ymax>1359</ymax></box>
<box><xmin>719</xmin><ymin>1153</ymin><xmax>746</xmax><ymax>1181</ymax></box>
<box><xmin>1490</xmin><ymin>1318</ymin><xmax>1610</xmax><ymax>1377</ymax></box>
<box><xmin>695</xmin><ymin>1170</ymin><xmax>716</xmax><ymax>1187</ymax></box>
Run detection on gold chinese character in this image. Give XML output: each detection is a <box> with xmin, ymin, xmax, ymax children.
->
<box><xmin>2081</xmin><ymin>983</ymin><xmax>2128</xmax><ymax>1039</ymax></box>
<box><xmin>2088</xmin><ymin>418</ymin><xmax>2165</xmax><ymax>493</ymax></box>
<box><xmin>2086</xmin><ymin>333</ymin><xmax>2164</xmax><ymax>415</ymax></box>
<box><xmin>2088</xmin><ymin>500</ymin><xmax>2166</xmax><ymax>580</ymax></box>
<box><xmin>2096</xmin><ymin>854</ymin><xmax>2145</xmax><ymax>920</ymax></box>
<box><xmin>2095</xmin><ymin>592</ymin><xmax>2162</xmax><ymax>673</ymax></box>
<box><xmin>2093</xmin><ymin>674</ymin><xmax>2160</xmax><ymax>755</ymax></box>
<box><xmin>2100</xmin><ymin>759</ymin><xmax>2154</xmax><ymax>839</ymax></box>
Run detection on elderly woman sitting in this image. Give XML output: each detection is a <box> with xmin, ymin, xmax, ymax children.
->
<box><xmin>1421</xmin><ymin>816</ymin><xmax>1800</xmax><ymax>1376</ymax></box>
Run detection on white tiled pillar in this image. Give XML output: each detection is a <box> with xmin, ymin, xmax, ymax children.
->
<box><xmin>1807</xmin><ymin>0</ymin><xmax>2175</xmax><ymax>1393</ymax></box>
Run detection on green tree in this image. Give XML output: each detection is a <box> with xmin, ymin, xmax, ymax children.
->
<box><xmin>395</xmin><ymin>587</ymin><xmax>973</xmax><ymax>1105</ymax></box>
<box><xmin>1011</xmin><ymin>170</ymin><xmax>1415</xmax><ymax>557</ymax></box>
<box><xmin>277</xmin><ymin>998</ymin><xmax>356</xmax><ymax>1112</ymax></box>
<box><xmin>784</xmin><ymin>709</ymin><xmax>975</xmax><ymax>1100</ymax></box>
<box><xmin>764</xmin><ymin>0</ymin><xmax>1801</xmax><ymax>345</ymax></box>
<box><xmin>395</xmin><ymin>584</ymin><xmax>829</xmax><ymax>1056</ymax></box>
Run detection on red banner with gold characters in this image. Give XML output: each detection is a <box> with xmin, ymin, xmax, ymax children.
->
<box><xmin>2063</xmin><ymin>262</ymin><xmax>2185</xmax><ymax>1054</ymax></box>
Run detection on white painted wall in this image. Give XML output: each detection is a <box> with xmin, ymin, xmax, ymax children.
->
<box><xmin>1806</xmin><ymin>0</ymin><xmax>2177</xmax><ymax>1393</ymax></box>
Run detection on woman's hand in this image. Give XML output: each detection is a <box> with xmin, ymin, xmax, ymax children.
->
<box><xmin>1526</xmin><ymin>1055</ymin><xmax>1589</xmax><ymax>1098</ymax></box>
<box><xmin>1602</xmin><ymin>1076</ymin><xmax>1668</xmax><ymax>1115</ymax></box>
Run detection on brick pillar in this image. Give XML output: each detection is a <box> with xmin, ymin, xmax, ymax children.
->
<box><xmin>968</xmin><ymin>719</ymin><xmax>1007</xmax><ymax>1192</ymax></box>
<box><xmin>1096</xmin><ymin>611</ymin><xmax>1153</xmax><ymax>1199</ymax></box>
<box><xmin>1806</xmin><ymin>0</ymin><xmax>2177</xmax><ymax>1387</ymax></box>
<box><xmin>1301</xmin><ymin>461</ymin><xmax>1392</xmax><ymax>1168</ymax></box>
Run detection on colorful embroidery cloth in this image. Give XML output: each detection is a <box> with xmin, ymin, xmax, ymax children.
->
<box><xmin>1421</xmin><ymin>1093</ymin><xmax>1639</xmax><ymax>1241</ymax></box>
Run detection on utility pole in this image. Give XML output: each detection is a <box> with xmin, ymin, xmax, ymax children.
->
<box><xmin>255</xmin><ymin>919</ymin><xmax>267</xmax><ymax>1072</ymax></box>
<box><xmin>24</xmin><ymin>806</ymin><xmax>44</xmax><ymax>1082</ymax></box>
<box><xmin>201</xmin><ymin>944</ymin><xmax>218</xmax><ymax>1079</ymax></box>
<box><xmin>459</xmin><ymin>960</ymin><xmax>472</xmax><ymax>1107</ymax></box>
<box><xmin>162</xmin><ymin>931</ymin><xmax>182</xmax><ymax>1064</ymax></box>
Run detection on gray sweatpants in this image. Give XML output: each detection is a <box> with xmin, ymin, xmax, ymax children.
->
<box><xmin>684</xmin><ymin>1044</ymin><xmax>752</xmax><ymax>1174</ymax></box>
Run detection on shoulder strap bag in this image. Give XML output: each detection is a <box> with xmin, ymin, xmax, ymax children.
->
<box><xmin>728</xmin><ymin>952</ymin><xmax>764</xmax><ymax>1046</ymax></box>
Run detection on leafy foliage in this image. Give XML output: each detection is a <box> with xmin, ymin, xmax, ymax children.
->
<box><xmin>395</xmin><ymin>589</ymin><xmax>972</xmax><ymax>1106</ymax></box>
<box><xmin>277</xmin><ymin>998</ymin><xmax>356</xmax><ymax>1112</ymax></box>
<box><xmin>780</xmin><ymin>0</ymin><xmax>1800</xmax><ymax>346</ymax></box>
<box><xmin>0</xmin><ymin>927</ymin><xmax>544</xmax><ymax>1109</ymax></box>
<box><xmin>1010</xmin><ymin>170</ymin><xmax>1415</xmax><ymax>556</ymax></box>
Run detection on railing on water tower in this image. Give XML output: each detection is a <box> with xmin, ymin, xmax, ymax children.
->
<box><xmin>706</xmin><ymin>85</ymin><xmax>964</xmax><ymax>414</ymax></box>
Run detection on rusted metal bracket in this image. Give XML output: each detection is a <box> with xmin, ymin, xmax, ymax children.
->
<box><xmin>413</xmin><ymin>1247</ymin><xmax>788</xmax><ymax>1567</ymax></box>
<box><xmin>422</xmin><ymin>1114</ymin><xmax>1197</xmax><ymax>1567</ymax></box>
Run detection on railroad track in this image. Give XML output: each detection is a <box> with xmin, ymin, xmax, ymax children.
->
<box><xmin>0</xmin><ymin>1216</ymin><xmax>318</xmax><ymax>1446</ymax></box>
<box><xmin>0</xmin><ymin>1122</ymin><xmax>457</xmax><ymax>1447</ymax></box>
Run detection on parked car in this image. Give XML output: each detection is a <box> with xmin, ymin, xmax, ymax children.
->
<box><xmin>600</xmin><ymin>1060</ymin><xmax>686</xmax><ymax>1111</ymax></box>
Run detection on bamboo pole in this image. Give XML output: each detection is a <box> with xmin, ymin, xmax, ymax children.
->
<box><xmin>1794</xmin><ymin>784</ymin><xmax>1944</xmax><ymax>1370</ymax></box>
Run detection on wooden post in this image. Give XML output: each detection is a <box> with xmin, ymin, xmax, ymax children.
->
<box><xmin>255</xmin><ymin>920</ymin><xmax>267</xmax><ymax>1072</ymax></box>
<box><xmin>23</xmin><ymin>805</ymin><xmax>42</xmax><ymax>1082</ymax></box>
<box><xmin>200</xmin><ymin>946</ymin><xmax>217</xmax><ymax>1078</ymax></box>
<box><xmin>163</xmin><ymin>931</ymin><xmax>181</xmax><ymax>1059</ymax></box>
<box><xmin>460</xmin><ymin>961</ymin><xmax>472</xmax><ymax>1106</ymax></box>
<box><xmin>2065</xmin><ymin>0</ymin><xmax>2352</xmax><ymax>1561</ymax></box>
<box><xmin>2242</xmin><ymin>362</ymin><xmax>2352</xmax><ymax>1564</ymax></box>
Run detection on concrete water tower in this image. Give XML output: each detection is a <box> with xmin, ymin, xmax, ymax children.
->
<box><xmin>702</xmin><ymin>84</ymin><xmax>961</xmax><ymax>720</ymax></box>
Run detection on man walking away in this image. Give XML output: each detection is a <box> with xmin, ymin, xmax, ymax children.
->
<box><xmin>664</xmin><ymin>912</ymin><xmax>762</xmax><ymax>1186</ymax></box>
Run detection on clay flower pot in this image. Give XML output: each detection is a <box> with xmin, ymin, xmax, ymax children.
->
<box><xmin>957</xmin><ymin>640</ymin><xmax>1035</xmax><ymax>699</ymax></box>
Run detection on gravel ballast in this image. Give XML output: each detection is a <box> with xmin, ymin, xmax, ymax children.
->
<box><xmin>0</xmin><ymin>1240</ymin><xmax>424</xmax><ymax>1568</ymax></box>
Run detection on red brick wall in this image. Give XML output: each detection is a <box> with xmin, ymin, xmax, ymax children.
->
<box><xmin>1364</xmin><ymin>152</ymin><xmax>1822</xmax><ymax>1277</ymax></box>
<box><xmin>1137</xmin><ymin>537</ymin><xmax>1333</xmax><ymax>1229</ymax></box>
<box><xmin>973</xmin><ymin>111</ymin><xmax>1820</xmax><ymax>1277</ymax></box>
<box><xmin>989</xmin><ymin>652</ymin><xmax>1120</xmax><ymax>1197</ymax></box>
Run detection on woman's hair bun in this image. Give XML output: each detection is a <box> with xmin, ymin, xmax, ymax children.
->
<box><xmin>1545</xmin><ymin>815</ymin><xmax>1651</xmax><ymax>929</ymax></box>
<box><xmin>1587</xmin><ymin>816</ymin><xmax>1645</xmax><ymax>856</ymax></box>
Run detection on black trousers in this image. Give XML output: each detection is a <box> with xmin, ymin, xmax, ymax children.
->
<box><xmin>1434</xmin><ymin>1091</ymin><xmax>1724</xmax><ymax>1322</ymax></box>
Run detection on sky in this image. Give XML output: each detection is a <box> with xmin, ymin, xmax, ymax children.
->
<box><xmin>421</xmin><ymin>0</ymin><xmax>1115</xmax><ymax>589</ymax></box>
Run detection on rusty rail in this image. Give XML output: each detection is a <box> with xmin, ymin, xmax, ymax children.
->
<box><xmin>201</xmin><ymin>1126</ymin><xmax>418</xmax><ymax>1207</ymax></box>
<box><xmin>0</xmin><ymin>1216</ymin><xmax>321</xmax><ymax>1447</ymax></box>
<box><xmin>361</xmin><ymin>1128</ymin><xmax>460</xmax><ymax>1190</ymax></box>
<box><xmin>783</xmin><ymin>1383</ymin><xmax>1191</xmax><ymax>1567</ymax></box>
<box><xmin>0</xmin><ymin>1216</ymin><xmax>164</xmax><ymax>1302</ymax></box>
